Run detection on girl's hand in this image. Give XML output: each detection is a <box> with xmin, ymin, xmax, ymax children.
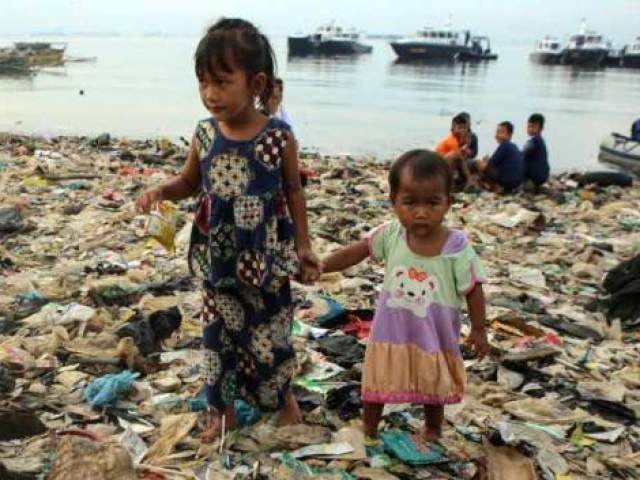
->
<box><xmin>136</xmin><ymin>188</ymin><xmax>163</xmax><ymax>213</ymax></box>
<box><xmin>465</xmin><ymin>326</ymin><xmax>489</xmax><ymax>359</ymax></box>
<box><xmin>298</xmin><ymin>247</ymin><xmax>323</xmax><ymax>284</ymax></box>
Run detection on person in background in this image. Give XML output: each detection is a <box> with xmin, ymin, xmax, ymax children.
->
<box><xmin>476</xmin><ymin>121</ymin><xmax>524</xmax><ymax>193</ymax></box>
<box><xmin>266</xmin><ymin>78</ymin><xmax>312</xmax><ymax>186</ymax></box>
<box><xmin>266</xmin><ymin>78</ymin><xmax>295</xmax><ymax>130</ymax></box>
<box><xmin>522</xmin><ymin>113</ymin><xmax>550</xmax><ymax>190</ymax></box>
<box><xmin>631</xmin><ymin>116</ymin><xmax>640</xmax><ymax>141</ymax></box>
<box><xmin>459</xmin><ymin>112</ymin><xmax>478</xmax><ymax>160</ymax></box>
<box><xmin>436</xmin><ymin>113</ymin><xmax>472</xmax><ymax>189</ymax></box>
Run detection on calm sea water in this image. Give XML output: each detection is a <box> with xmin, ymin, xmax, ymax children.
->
<box><xmin>1</xmin><ymin>35</ymin><xmax>639</xmax><ymax>172</ymax></box>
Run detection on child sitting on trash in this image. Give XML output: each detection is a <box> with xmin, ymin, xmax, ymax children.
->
<box><xmin>322</xmin><ymin>150</ymin><xmax>489</xmax><ymax>441</ymax></box>
<box><xmin>136</xmin><ymin>18</ymin><xmax>321</xmax><ymax>442</ymax></box>
<box><xmin>436</xmin><ymin>113</ymin><xmax>473</xmax><ymax>190</ymax></box>
<box><xmin>474</xmin><ymin>121</ymin><xmax>524</xmax><ymax>193</ymax></box>
<box><xmin>522</xmin><ymin>113</ymin><xmax>550</xmax><ymax>191</ymax></box>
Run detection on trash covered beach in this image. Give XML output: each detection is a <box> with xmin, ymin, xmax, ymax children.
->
<box><xmin>1</xmin><ymin>132</ymin><xmax>639</xmax><ymax>479</ymax></box>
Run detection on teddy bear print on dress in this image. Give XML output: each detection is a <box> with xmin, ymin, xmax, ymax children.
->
<box><xmin>386</xmin><ymin>266</ymin><xmax>439</xmax><ymax>317</ymax></box>
<box><xmin>255</xmin><ymin>129</ymin><xmax>287</xmax><ymax>170</ymax></box>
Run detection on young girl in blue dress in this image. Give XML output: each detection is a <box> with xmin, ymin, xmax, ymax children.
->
<box><xmin>137</xmin><ymin>18</ymin><xmax>321</xmax><ymax>441</ymax></box>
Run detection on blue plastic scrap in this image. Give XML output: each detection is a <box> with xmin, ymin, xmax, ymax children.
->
<box><xmin>84</xmin><ymin>370</ymin><xmax>140</xmax><ymax>408</ymax></box>
<box><xmin>381</xmin><ymin>429</ymin><xmax>446</xmax><ymax>466</ymax></box>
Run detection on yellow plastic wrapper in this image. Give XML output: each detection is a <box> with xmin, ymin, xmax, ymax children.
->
<box><xmin>146</xmin><ymin>201</ymin><xmax>179</xmax><ymax>252</ymax></box>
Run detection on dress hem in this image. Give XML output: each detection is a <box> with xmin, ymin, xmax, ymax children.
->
<box><xmin>362</xmin><ymin>391</ymin><xmax>463</xmax><ymax>405</ymax></box>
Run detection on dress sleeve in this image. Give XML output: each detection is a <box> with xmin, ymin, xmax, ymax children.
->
<box><xmin>453</xmin><ymin>244</ymin><xmax>487</xmax><ymax>296</ymax></box>
<box><xmin>364</xmin><ymin>221</ymin><xmax>397</xmax><ymax>263</ymax></box>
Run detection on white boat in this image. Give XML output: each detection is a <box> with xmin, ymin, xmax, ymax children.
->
<box><xmin>621</xmin><ymin>37</ymin><xmax>640</xmax><ymax>68</ymax></box>
<box><xmin>530</xmin><ymin>37</ymin><xmax>563</xmax><ymax>64</ymax></box>
<box><xmin>599</xmin><ymin>133</ymin><xmax>640</xmax><ymax>175</ymax></box>
<box><xmin>561</xmin><ymin>20</ymin><xmax>610</xmax><ymax>67</ymax></box>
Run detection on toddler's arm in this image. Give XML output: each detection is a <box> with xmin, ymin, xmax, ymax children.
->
<box><xmin>323</xmin><ymin>239</ymin><xmax>370</xmax><ymax>273</ymax></box>
<box><xmin>136</xmin><ymin>137</ymin><xmax>202</xmax><ymax>213</ymax></box>
<box><xmin>464</xmin><ymin>284</ymin><xmax>489</xmax><ymax>358</ymax></box>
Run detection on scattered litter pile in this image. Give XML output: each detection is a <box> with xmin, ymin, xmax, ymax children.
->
<box><xmin>1</xmin><ymin>132</ymin><xmax>639</xmax><ymax>479</ymax></box>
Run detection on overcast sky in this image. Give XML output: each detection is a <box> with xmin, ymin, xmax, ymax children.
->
<box><xmin>3</xmin><ymin>0</ymin><xmax>639</xmax><ymax>44</ymax></box>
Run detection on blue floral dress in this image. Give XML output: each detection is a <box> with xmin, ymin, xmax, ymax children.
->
<box><xmin>187</xmin><ymin>116</ymin><xmax>299</xmax><ymax>411</ymax></box>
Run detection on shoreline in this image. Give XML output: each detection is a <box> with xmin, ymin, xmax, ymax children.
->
<box><xmin>0</xmin><ymin>130</ymin><xmax>619</xmax><ymax>176</ymax></box>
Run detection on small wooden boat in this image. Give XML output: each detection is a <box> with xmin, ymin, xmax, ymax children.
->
<box><xmin>599</xmin><ymin>133</ymin><xmax>640</xmax><ymax>175</ymax></box>
<box><xmin>0</xmin><ymin>48</ymin><xmax>32</xmax><ymax>75</ymax></box>
<box><xmin>14</xmin><ymin>42</ymin><xmax>67</xmax><ymax>66</ymax></box>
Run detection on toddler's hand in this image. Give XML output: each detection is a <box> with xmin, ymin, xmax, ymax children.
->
<box><xmin>298</xmin><ymin>248</ymin><xmax>323</xmax><ymax>284</ymax></box>
<box><xmin>136</xmin><ymin>188</ymin><xmax>162</xmax><ymax>213</ymax></box>
<box><xmin>465</xmin><ymin>326</ymin><xmax>490</xmax><ymax>359</ymax></box>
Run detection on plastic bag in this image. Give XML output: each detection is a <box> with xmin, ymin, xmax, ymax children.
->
<box><xmin>84</xmin><ymin>370</ymin><xmax>140</xmax><ymax>408</ymax></box>
<box><xmin>146</xmin><ymin>201</ymin><xmax>179</xmax><ymax>251</ymax></box>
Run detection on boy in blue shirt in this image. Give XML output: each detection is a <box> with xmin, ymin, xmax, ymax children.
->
<box><xmin>476</xmin><ymin>121</ymin><xmax>524</xmax><ymax>193</ymax></box>
<box><xmin>522</xmin><ymin>113</ymin><xmax>549</xmax><ymax>189</ymax></box>
<box><xmin>632</xmin><ymin>117</ymin><xmax>640</xmax><ymax>141</ymax></box>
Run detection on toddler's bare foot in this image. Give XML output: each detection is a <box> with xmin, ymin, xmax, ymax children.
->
<box><xmin>277</xmin><ymin>391</ymin><xmax>303</xmax><ymax>426</ymax></box>
<box><xmin>200</xmin><ymin>406</ymin><xmax>237</xmax><ymax>443</ymax></box>
<box><xmin>421</xmin><ymin>425</ymin><xmax>442</xmax><ymax>443</ymax></box>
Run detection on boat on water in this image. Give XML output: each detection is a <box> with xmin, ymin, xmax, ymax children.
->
<box><xmin>0</xmin><ymin>47</ymin><xmax>32</xmax><ymax>75</ymax></box>
<box><xmin>599</xmin><ymin>133</ymin><xmax>640</xmax><ymax>176</ymax></box>
<box><xmin>561</xmin><ymin>21</ymin><xmax>610</xmax><ymax>67</ymax></box>
<box><xmin>620</xmin><ymin>37</ymin><xmax>640</xmax><ymax>68</ymax></box>
<box><xmin>288</xmin><ymin>24</ymin><xmax>372</xmax><ymax>56</ymax></box>
<box><xmin>13</xmin><ymin>42</ymin><xmax>67</xmax><ymax>66</ymax></box>
<box><xmin>530</xmin><ymin>37</ymin><xmax>563</xmax><ymax>65</ymax></box>
<box><xmin>390</xmin><ymin>23</ymin><xmax>497</xmax><ymax>62</ymax></box>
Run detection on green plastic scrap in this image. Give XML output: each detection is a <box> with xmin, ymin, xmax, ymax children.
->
<box><xmin>381</xmin><ymin>429</ymin><xmax>446</xmax><ymax>466</ymax></box>
<box><xmin>278</xmin><ymin>453</ymin><xmax>356</xmax><ymax>479</ymax></box>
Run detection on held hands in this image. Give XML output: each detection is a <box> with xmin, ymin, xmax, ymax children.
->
<box><xmin>297</xmin><ymin>247</ymin><xmax>323</xmax><ymax>284</ymax></box>
<box><xmin>465</xmin><ymin>326</ymin><xmax>490</xmax><ymax>359</ymax></box>
<box><xmin>136</xmin><ymin>188</ymin><xmax>163</xmax><ymax>213</ymax></box>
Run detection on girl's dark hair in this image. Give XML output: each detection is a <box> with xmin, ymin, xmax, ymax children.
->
<box><xmin>389</xmin><ymin>149</ymin><xmax>452</xmax><ymax>197</ymax></box>
<box><xmin>195</xmin><ymin>18</ymin><xmax>276</xmax><ymax>108</ymax></box>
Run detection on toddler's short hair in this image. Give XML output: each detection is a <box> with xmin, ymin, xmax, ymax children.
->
<box><xmin>389</xmin><ymin>149</ymin><xmax>452</xmax><ymax>197</ymax></box>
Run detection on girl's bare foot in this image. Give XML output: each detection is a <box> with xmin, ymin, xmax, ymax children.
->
<box><xmin>200</xmin><ymin>405</ymin><xmax>237</xmax><ymax>443</ymax></box>
<box><xmin>277</xmin><ymin>391</ymin><xmax>303</xmax><ymax>426</ymax></box>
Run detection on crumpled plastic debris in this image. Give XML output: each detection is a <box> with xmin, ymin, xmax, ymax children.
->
<box><xmin>84</xmin><ymin>370</ymin><xmax>140</xmax><ymax>408</ymax></box>
<box><xmin>2</xmin><ymin>133</ymin><xmax>640</xmax><ymax>479</ymax></box>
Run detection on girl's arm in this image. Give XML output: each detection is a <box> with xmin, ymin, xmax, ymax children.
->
<box><xmin>282</xmin><ymin>131</ymin><xmax>321</xmax><ymax>281</ymax></box>
<box><xmin>136</xmin><ymin>138</ymin><xmax>201</xmax><ymax>212</ymax></box>
<box><xmin>464</xmin><ymin>284</ymin><xmax>490</xmax><ymax>358</ymax></box>
<box><xmin>323</xmin><ymin>239</ymin><xmax>370</xmax><ymax>273</ymax></box>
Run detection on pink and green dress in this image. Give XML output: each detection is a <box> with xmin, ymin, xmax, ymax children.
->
<box><xmin>363</xmin><ymin>221</ymin><xmax>486</xmax><ymax>405</ymax></box>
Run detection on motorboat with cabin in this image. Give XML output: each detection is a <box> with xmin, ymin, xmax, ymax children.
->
<box><xmin>390</xmin><ymin>23</ymin><xmax>497</xmax><ymax>62</ymax></box>
<box><xmin>288</xmin><ymin>24</ymin><xmax>373</xmax><ymax>56</ymax></box>
<box><xmin>530</xmin><ymin>37</ymin><xmax>563</xmax><ymax>65</ymax></box>
<box><xmin>561</xmin><ymin>21</ymin><xmax>610</xmax><ymax>67</ymax></box>
<box><xmin>621</xmin><ymin>37</ymin><xmax>640</xmax><ymax>68</ymax></box>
